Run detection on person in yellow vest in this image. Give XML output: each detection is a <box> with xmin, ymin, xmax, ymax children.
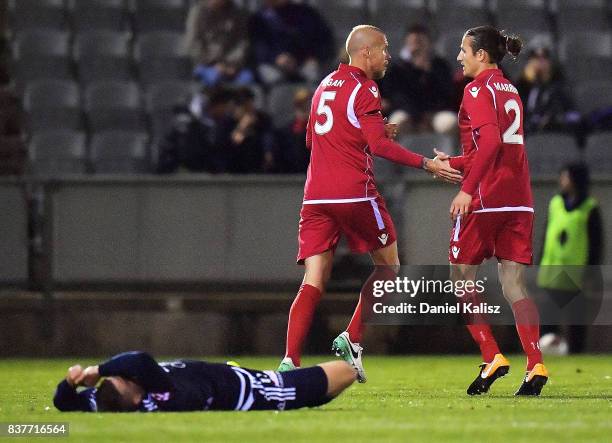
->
<box><xmin>538</xmin><ymin>162</ymin><xmax>603</xmax><ymax>353</ymax></box>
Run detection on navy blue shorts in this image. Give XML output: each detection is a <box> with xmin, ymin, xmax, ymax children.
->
<box><xmin>230</xmin><ymin>366</ymin><xmax>330</xmax><ymax>411</ymax></box>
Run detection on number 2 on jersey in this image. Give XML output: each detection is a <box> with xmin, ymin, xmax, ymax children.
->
<box><xmin>502</xmin><ymin>99</ymin><xmax>523</xmax><ymax>144</ymax></box>
<box><xmin>314</xmin><ymin>91</ymin><xmax>337</xmax><ymax>135</ymax></box>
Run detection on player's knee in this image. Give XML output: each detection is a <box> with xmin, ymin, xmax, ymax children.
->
<box><xmin>319</xmin><ymin>361</ymin><xmax>357</xmax><ymax>397</ymax></box>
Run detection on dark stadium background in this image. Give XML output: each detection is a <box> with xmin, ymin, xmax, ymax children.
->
<box><xmin>0</xmin><ymin>0</ymin><xmax>611</xmax><ymax>357</ymax></box>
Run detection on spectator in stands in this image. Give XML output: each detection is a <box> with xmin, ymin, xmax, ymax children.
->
<box><xmin>515</xmin><ymin>47</ymin><xmax>580</xmax><ymax>134</ymax></box>
<box><xmin>228</xmin><ymin>87</ymin><xmax>276</xmax><ymax>173</ymax></box>
<box><xmin>249</xmin><ymin>0</ymin><xmax>334</xmax><ymax>85</ymax></box>
<box><xmin>273</xmin><ymin>87</ymin><xmax>311</xmax><ymax>173</ymax></box>
<box><xmin>186</xmin><ymin>0</ymin><xmax>254</xmax><ymax>87</ymax></box>
<box><xmin>379</xmin><ymin>24</ymin><xmax>455</xmax><ymax>134</ymax></box>
<box><xmin>158</xmin><ymin>87</ymin><xmax>235</xmax><ymax>173</ymax></box>
<box><xmin>537</xmin><ymin>162</ymin><xmax>603</xmax><ymax>354</ymax></box>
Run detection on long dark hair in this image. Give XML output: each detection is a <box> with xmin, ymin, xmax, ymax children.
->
<box><xmin>465</xmin><ymin>25</ymin><xmax>523</xmax><ymax>64</ymax></box>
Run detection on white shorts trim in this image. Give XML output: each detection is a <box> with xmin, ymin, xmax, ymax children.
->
<box><xmin>473</xmin><ymin>206</ymin><xmax>534</xmax><ymax>213</ymax></box>
<box><xmin>453</xmin><ymin>215</ymin><xmax>461</xmax><ymax>242</ymax></box>
<box><xmin>303</xmin><ymin>197</ymin><xmax>376</xmax><ymax>204</ymax></box>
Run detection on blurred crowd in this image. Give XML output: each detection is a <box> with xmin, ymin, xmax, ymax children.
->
<box><xmin>0</xmin><ymin>0</ymin><xmax>611</xmax><ymax>175</ymax></box>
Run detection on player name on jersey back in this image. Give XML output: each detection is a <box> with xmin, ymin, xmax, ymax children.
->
<box><xmin>303</xmin><ymin>64</ymin><xmax>383</xmax><ymax>203</ymax></box>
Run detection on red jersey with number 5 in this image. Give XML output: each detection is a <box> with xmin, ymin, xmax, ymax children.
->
<box><xmin>303</xmin><ymin>64</ymin><xmax>384</xmax><ymax>202</ymax></box>
<box><xmin>458</xmin><ymin>68</ymin><xmax>533</xmax><ymax>212</ymax></box>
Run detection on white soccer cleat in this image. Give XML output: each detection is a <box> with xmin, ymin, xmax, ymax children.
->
<box><xmin>331</xmin><ymin>331</ymin><xmax>367</xmax><ymax>383</ymax></box>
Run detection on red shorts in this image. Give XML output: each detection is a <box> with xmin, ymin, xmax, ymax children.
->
<box><xmin>297</xmin><ymin>196</ymin><xmax>397</xmax><ymax>264</ymax></box>
<box><xmin>449</xmin><ymin>211</ymin><xmax>534</xmax><ymax>265</ymax></box>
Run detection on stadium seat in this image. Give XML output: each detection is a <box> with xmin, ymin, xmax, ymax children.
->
<box><xmin>131</xmin><ymin>0</ymin><xmax>188</xmax><ymax>32</ymax></box>
<box><xmin>89</xmin><ymin>130</ymin><xmax>149</xmax><ymax>173</ymax></box>
<box><xmin>556</xmin><ymin>7</ymin><xmax>610</xmax><ymax>32</ymax></box>
<box><xmin>565</xmin><ymin>57</ymin><xmax>612</xmax><ymax>85</ymax></box>
<box><xmin>67</xmin><ymin>0</ymin><xmax>130</xmax><ymax>31</ymax></box>
<box><xmin>574</xmin><ymin>81</ymin><xmax>612</xmax><ymax>116</ymax></box>
<box><xmin>268</xmin><ymin>83</ymin><xmax>311</xmax><ymax>129</ymax></box>
<box><xmin>585</xmin><ymin>132</ymin><xmax>612</xmax><ymax>174</ymax></box>
<box><xmin>311</xmin><ymin>0</ymin><xmax>367</xmax><ymax>45</ymax></box>
<box><xmin>12</xmin><ymin>30</ymin><xmax>73</xmax><ymax>84</ymax></box>
<box><xmin>494</xmin><ymin>9</ymin><xmax>551</xmax><ymax>33</ymax></box>
<box><xmin>9</xmin><ymin>0</ymin><xmax>68</xmax><ymax>30</ymax></box>
<box><xmin>85</xmin><ymin>80</ymin><xmax>147</xmax><ymax>131</ymax></box>
<box><xmin>74</xmin><ymin>31</ymin><xmax>133</xmax><ymax>84</ymax></box>
<box><xmin>558</xmin><ymin>32</ymin><xmax>612</xmax><ymax>62</ymax></box>
<box><xmin>525</xmin><ymin>133</ymin><xmax>580</xmax><ymax>174</ymax></box>
<box><xmin>23</xmin><ymin>80</ymin><xmax>82</xmax><ymax>132</ymax></box>
<box><xmin>369</xmin><ymin>0</ymin><xmax>429</xmax><ymax>54</ymax></box>
<box><xmin>29</xmin><ymin>130</ymin><xmax>87</xmax><ymax>175</ymax></box>
<box><xmin>146</xmin><ymin>80</ymin><xmax>194</xmax><ymax>137</ymax></box>
<box><xmin>134</xmin><ymin>32</ymin><xmax>191</xmax><ymax>85</ymax></box>
<box><xmin>430</xmin><ymin>0</ymin><xmax>491</xmax><ymax>34</ymax></box>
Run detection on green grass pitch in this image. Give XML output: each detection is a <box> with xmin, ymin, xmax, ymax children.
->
<box><xmin>1</xmin><ymin>355</ymin><xmax>611</xmax><ymax>442</ymax></box>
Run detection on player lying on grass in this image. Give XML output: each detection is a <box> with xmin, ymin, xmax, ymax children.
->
<box><xmin>53</xmin><ymin>351</ymin><xmax>356</xmax><ymax>412</ymax></box>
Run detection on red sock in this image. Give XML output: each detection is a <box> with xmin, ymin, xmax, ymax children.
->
<box><xmin>466</xmin><ymin>324</ymin><xmax>500</xmax><ymax>363</ymax></box>
<box><xmin>346</xmin><ymin>297</ymin><xmax>363</xmax><ymax>343</ymax></box>
<box><xmin>284</xmin><ymin>284</ymin><xmax>322</xmax><ymax>366</ymax></box>
<box><xmin>347</xmin><ymin>266</ymin><xmax>398</xmax><ymax>343</ymax></box>
<box><xmin>512</xmin><ymin>298</ymin><xmax>543</xmax><ymax>370</ymax></box>
<box><xmin>461</xmin><ymin>290</ymin><xmax>500</xmax><ymax>362</ymax></box>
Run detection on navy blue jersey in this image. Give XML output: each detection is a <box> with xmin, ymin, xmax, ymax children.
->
<box><xmin>53</xmin><ymin>352</ymin><xmax>329</xmax><ymax>412</ymax></box>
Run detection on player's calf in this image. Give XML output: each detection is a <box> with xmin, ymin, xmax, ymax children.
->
<box><xmin>318</xmin><ymin>361</ymin><xmax>357</xmax><ymax>397</ymax></box>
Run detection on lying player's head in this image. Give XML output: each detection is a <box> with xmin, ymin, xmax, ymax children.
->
<box><xmin>346</xmin><ymin>25</ymin><xmax>390</xmax><ymax>80</ymax></box>
<box><xmin>458</xmin><ymin>25</ymin><xmax>522</xmax><ymax>78</ymax></box>
<box><xmin>95</xmin><ymin>377</ymin><xmax>143</xmax><ymax>412</ymax></box>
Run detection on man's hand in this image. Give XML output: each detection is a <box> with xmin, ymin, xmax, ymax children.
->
<box><xmin>433</xmin><ymin>148</ymin><xmax>450</xmax><ymax>161</ymax></box>
<box><xmin>423</xmin><ymin>157</ymin><xmax>462</xmax><ymax>184</ymax></box>
<box><xmin>74</xmin><ymin>365</ymin><xmax>101</xmax><ymax>387</ymax></box>
<box><xmin>385</xmin><ymin>123</ymin><xmax>399</xmax><ymax>140</ymax></box>
<box><xmin>66</xmin><ymin>365</ymin><xmax>83</xmax><ymax>387</ymax></box>
<box><xmin>450</xmin><ymin>190</ymin><xmax>472</xmax><ymax>220</ymax></box>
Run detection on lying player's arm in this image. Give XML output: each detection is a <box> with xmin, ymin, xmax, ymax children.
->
<box><xmin>460</xmin><ymin>123</ymin><xmax>501</xmax><ymax>195</ymax></box>
<box><xmin>97</xmin><ymin>351</ymin><xmax>174</xmax><ymax>393</ymax></box>
<box><xmin>53</xmin><ymin>365</ymin><xmax>96</xmax><ymax>411</ymax></box>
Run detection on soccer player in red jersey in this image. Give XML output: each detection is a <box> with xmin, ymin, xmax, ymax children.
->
<box><xmin>436</xmin><ymin>25</ymin><xmax>548</xmax><ymax>395</ymax></box>
<box><xmin>277</xmin><ymin>25</ymin><xmax>461</xmax><ymax>381</ymax></box>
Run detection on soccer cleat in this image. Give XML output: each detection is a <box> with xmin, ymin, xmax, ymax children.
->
<box><xmin>515</xmin><ymin>363</ymin><xmax>549</xmax><ymax>396</ymax></box>
<box><xmin>331</xmin><ymin>331</ymin><xmax>367</xmax><ymax>383</ymax></box>
<box><xmin>467</xmin><ymin>353</ymin><xmax>510</xmax><ymax>396</ymax></box>
<box><xmin>277</xmin><ymin>357</ymin><xmax>298</xmax><ymax>372</ymax></box>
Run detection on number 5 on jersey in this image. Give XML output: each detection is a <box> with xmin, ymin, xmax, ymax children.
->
<box><xmin>314</xmin><ymin>91</ymin><xmax>337</xmax><ymax>135</ymax></box>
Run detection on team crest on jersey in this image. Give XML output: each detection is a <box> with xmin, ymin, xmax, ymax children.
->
<box><xmin>369</xmin><ymin>86</ymin><xmax>379</xmax><ymax>98</ymax></box>
<box><xmin>469</xmin><ymin>86</ymin><xmax>481</xmax><ymax>98</ymax></box>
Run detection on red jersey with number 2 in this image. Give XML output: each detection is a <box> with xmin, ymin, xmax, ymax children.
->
<box><xmin>458</xmin><ymin>68</ymin><xmax>533</xmax><ymax>212</ymax></box>
<box><xmin>304</xmin><ymin>64</ymin><xmax>384</xmax><ymax>202</ymax></box>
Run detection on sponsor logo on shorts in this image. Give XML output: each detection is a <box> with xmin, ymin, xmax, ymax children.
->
<box><xmin>378</xmin><ymin>233</ymin><xmax>388</xmax><ymax>245</ymax></box>
<box><xmin>451</xmin><ymin>246</ymin><xmax>460</xmax><ymax>259</ymax></box>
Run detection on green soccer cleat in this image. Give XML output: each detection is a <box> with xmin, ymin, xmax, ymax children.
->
<box><xmin>515</xmin><ymin>363</ymin><xmax>549</xmax><ymax>396</ymax></box>
<box><xmin>467</xmin><ymin>353</ymin><xmax>510</xmax><ymax>395</ymax></box>
<box><xmin>332</xmin><ymin>331</ymin><xmax>366</xmax><ymax>383</ymax></box>
<box><xmin>277</xmin><ymin>357</ymin><xmax>298</xmax><ymax>372</ymax></box>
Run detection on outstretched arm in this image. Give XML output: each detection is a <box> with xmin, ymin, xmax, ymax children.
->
<box><xmin>76</xmin><ymin>352</ymin><xmax>173</xmax><ymax>393</ymax></box>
